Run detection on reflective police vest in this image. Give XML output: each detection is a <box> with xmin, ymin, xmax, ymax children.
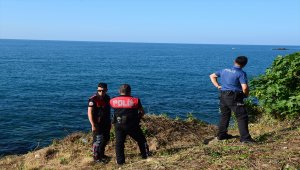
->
<box><xmin>110</xmin><ymin>96</ymin><xmax>140</xmax><ymax>127</ymax></box>
<box><xmin>110</xmin><ymin>96</ymin><xmax>139</xmax><ymax>109</ymax></box>
<box><xmin>88</xmin><ymin>94</ymin><xmax>111</xmax><ymax>126</ymax></box>
<box><xmin>89</xmin><ymin>95</ymin><xmax>108</xmax><ymax>108</ymax></box>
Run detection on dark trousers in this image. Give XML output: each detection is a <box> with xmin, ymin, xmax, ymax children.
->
<box><xmin>115</xmin><ymin>125</ymin><xmax>149</xmax><ymax>164</ymax></box>
<box><xmin>218</xmin><ymin>91</ymin><xmax>252</xmax><ymax>141</ymax></box>
<box><xmin>92</xmin><ymin>128</ymin><xmax>110</xmax><ymax>160</ymax></box>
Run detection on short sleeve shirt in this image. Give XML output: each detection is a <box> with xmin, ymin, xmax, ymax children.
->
<box><xmin>88</xmin><ymin>94</ymin><xmax>111</xmax><ymax>127</ymax></box>
<box><xmin>215</xmin><ymin>66</ymin><xmax>248</xmax><ymax>92</ymax></box>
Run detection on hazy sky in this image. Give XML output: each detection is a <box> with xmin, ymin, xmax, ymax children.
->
<box><xmin>1</xmin><ymin>0</ymin><xmax>300</xmax><ymax>45</ymax></box>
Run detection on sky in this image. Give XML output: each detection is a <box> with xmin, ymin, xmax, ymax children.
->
<box><xmin>0</xmin><ymin>0</ymin><xmax>300</xmax><ymax>45</ymax></box>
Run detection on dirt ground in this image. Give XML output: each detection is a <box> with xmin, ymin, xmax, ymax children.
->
<box><xmin>0</xmin><ymin>115</ymin><xmax>299</xmax><ymax>170</ymax></box>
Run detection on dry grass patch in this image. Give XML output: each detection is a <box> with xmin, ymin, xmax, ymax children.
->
<box><xmin>0</xmin><ymin>115</ymin><xmax>299</xmax><ymax>169</ymax></box>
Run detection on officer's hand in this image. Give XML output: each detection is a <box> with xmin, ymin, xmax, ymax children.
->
<box><xmin>91</xmin><ymin>125</ymin><xmax>96</xmax><ymax>132</ymax></box>
<box><xmin>217</xmin><ymin>85</ymin><xmax>222</xmax><ymax>90</ymax></box>
<box><xmin>138</xmin><ymin>111</ymin><xmax>144</xmax><ymax>119</ymax></box>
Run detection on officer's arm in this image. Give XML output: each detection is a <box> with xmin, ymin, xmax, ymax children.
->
<box><xmin>138</xmin><ymin>107</ymin><xmax>145</xmax><ymax>118</ymax></box>
<box><xmin>209</xmin><ymin>73</ymin><xmax>222</xmax><ymax>89</ymax></box>
<box><xmin>87</xmin><ymin>107</ymin><xmax>96</xmax><ymax>131</ymax></box>
<box><xmin>241</xmin><ymin>84</ymin><xmax>249</xmax><ymax>97</ymax></box>
<box><xmin>138</xmin><ymin>99</ymin><xmax>145</xmax><ymax>118</ymax></box>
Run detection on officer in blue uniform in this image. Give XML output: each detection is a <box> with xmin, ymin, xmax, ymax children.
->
<box><xmin>87</xmin><ymin>83</ymin><xmax>111</xmax><ymax>162</ymax></box>
<box><xmin>210</xmin><ymin>56</ymin><xmax>255</xmax><ymax>143</ymax></box>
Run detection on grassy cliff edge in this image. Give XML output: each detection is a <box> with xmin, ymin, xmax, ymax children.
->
<box><xmin>0</xmin><ymin>115</ymin><xmax>299</xmax><ymax>170</ymax></box>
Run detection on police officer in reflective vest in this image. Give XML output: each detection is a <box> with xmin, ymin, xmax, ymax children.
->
<box><xmin>110</xmin><ymin>84</ymin><xmax>150</xmax><ymax>165</ymax></box>
<box><xmin>87</xmin><ymin>83</ymin><xmax>111</xmax><ymax>162</ymax></box>
<box><xmin>210</xmin><ymin>56</ymin><xmax>255</xmax><ymax>143</ymax></box>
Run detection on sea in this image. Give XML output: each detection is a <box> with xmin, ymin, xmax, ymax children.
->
<box><xmin>0</xmin><ymin>39</ymin><xmax>299</xmax><ymax>156</ymax></box>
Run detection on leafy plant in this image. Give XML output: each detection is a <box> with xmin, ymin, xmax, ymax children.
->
<box><xmin>250</xmin><ymin>52</ymin><xmax>300</xmax><ymax>119</ymax></box>
<box><xmin>174</xmin><ymin>116</ymin><xmax>181</xmax><ymax>121</ymax></box>
<box><xmin>159</xmin><ymin>113</ymin><xmax>169</xmax><ymax>118</ymax></box>
<box><xmin>244</xmin><ymin>98</ymin><xmax>264</xmax><ymax>123</ymax></box>
<box><xmin>59</xmin><ymin>157</ymin><xmax>68</xmax><ymax>165</ymax></box>
<box><xmin>141</xmin><ymin>126</ymin><xmax>149</xmax><ymax>136</ymax></box>
<box><xmin>110</xmin><ymin>126</ymin><xmax>115</xmax><ymax>141</ymax></box>
<box><xmin>186</xmin><ymin>112</ymin><xmax>197</xmax><ymax>122</ymax></box>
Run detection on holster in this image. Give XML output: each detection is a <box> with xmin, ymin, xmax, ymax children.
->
<box><xmin>115</xmin><ymin>113</ymin><xmax>128</xmax><ymax>126</ymax></box>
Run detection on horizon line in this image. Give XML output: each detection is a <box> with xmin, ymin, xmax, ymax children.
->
<box><xmin>1</xmin><ymin>38</ymin><xmax>300</xmax><ymax>47</ymax></box>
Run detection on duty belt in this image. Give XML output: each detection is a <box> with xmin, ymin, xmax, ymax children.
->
<box><xmin>221</xmin><ymin>90</ymin><xmax>234</xmax><ymax>94</ymax></box>
<box><xmin>220</xmin><ymin>90</ymin><xmax>243</xmax><ymax>95</ymax></box>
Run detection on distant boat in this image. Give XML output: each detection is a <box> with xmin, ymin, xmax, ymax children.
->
<box><xmin>232</xmin><ymin>48</ymin><xmax>235</xmax><ymax>50</ymax></box>
<box><xmin>272</xmin><ymin>48</ymin><xmax>288</xmax><ymax>50</ymax></box>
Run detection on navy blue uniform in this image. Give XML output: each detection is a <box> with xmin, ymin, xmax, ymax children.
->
<box><xmin>215</xmin><ymin>66</ymin><xmax>248</xmax><ymax>92</ymax></box>
<box><xmin>88</xmin><ymin>94</ymin><xmax>111</xmax><ymax>160</ymax></box>
<box><xmin>215</xmin><ymin>66</ymin><xmax>252</xmax><ymax>142</ymax></box>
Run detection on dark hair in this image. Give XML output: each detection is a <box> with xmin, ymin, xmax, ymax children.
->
<box><xmin>119</xmin><ymin>84</ymin><xmax>131</xmax><ymax>95</ymax></box>
<box><xmin>235</xmin><ymin>56</ymin><xmax>248</xmax><ymax>67</ymax></box>
<box><xmin>98</xmin><ymin>83</ymin><xmax>107</xmax><ymax>89</ymax></box>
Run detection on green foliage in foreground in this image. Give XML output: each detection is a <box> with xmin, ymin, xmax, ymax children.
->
<box><xmin>250</xmin><ymin>52</ymin><xmax>300</xmax><ymax>119</ymax></box>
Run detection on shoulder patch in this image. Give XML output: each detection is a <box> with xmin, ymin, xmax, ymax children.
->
<box><xmin>89</xmin><ymin>95</ymin><xmax>97</xmax><ymax>100</ymax></box>
<box><xmin>89</xmin><ymin>101</ymin><xmax>94</xmax><ymax>106</ymax></box>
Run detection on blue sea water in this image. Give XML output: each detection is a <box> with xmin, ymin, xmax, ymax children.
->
<box><xmin>0</xmin><ymin>39</ymin><xmax>299</xmax><ymax>156</ymax></box>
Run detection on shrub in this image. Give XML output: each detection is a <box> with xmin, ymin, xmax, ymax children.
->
<box><xmin>250</xmin><ymin>52</ymin><xmax>300</xmax><ymax>119</ymax></box>
<box><xmin>244</xmin><ymin>98</ymin><xmax>264</xmax><ymax>123</ymax></box>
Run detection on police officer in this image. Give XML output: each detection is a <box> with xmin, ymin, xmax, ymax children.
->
<box><xmin>110</xmin><ymin>84</ymin><xmax>150</xmax><ymax>165</ymax></box>
<box><xmin>210</xmin><ymin>56</ymin><xmax>255</xmax><ymax>143</ymax></box>
<box><xmin>87</xmin><ymin>83</ymin><xmax>111</xmax><ymax>162</ymax></box>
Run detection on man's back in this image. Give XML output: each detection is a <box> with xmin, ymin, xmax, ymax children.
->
<box><xmin>216</xmin><ymin>66</ymin><xmax>247</xmax><ymax>92</ymax></box>
<box><xmin>110</xmin><ymin>95</ymin><xmax>141</xmax><ymax>128</ymax></box>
